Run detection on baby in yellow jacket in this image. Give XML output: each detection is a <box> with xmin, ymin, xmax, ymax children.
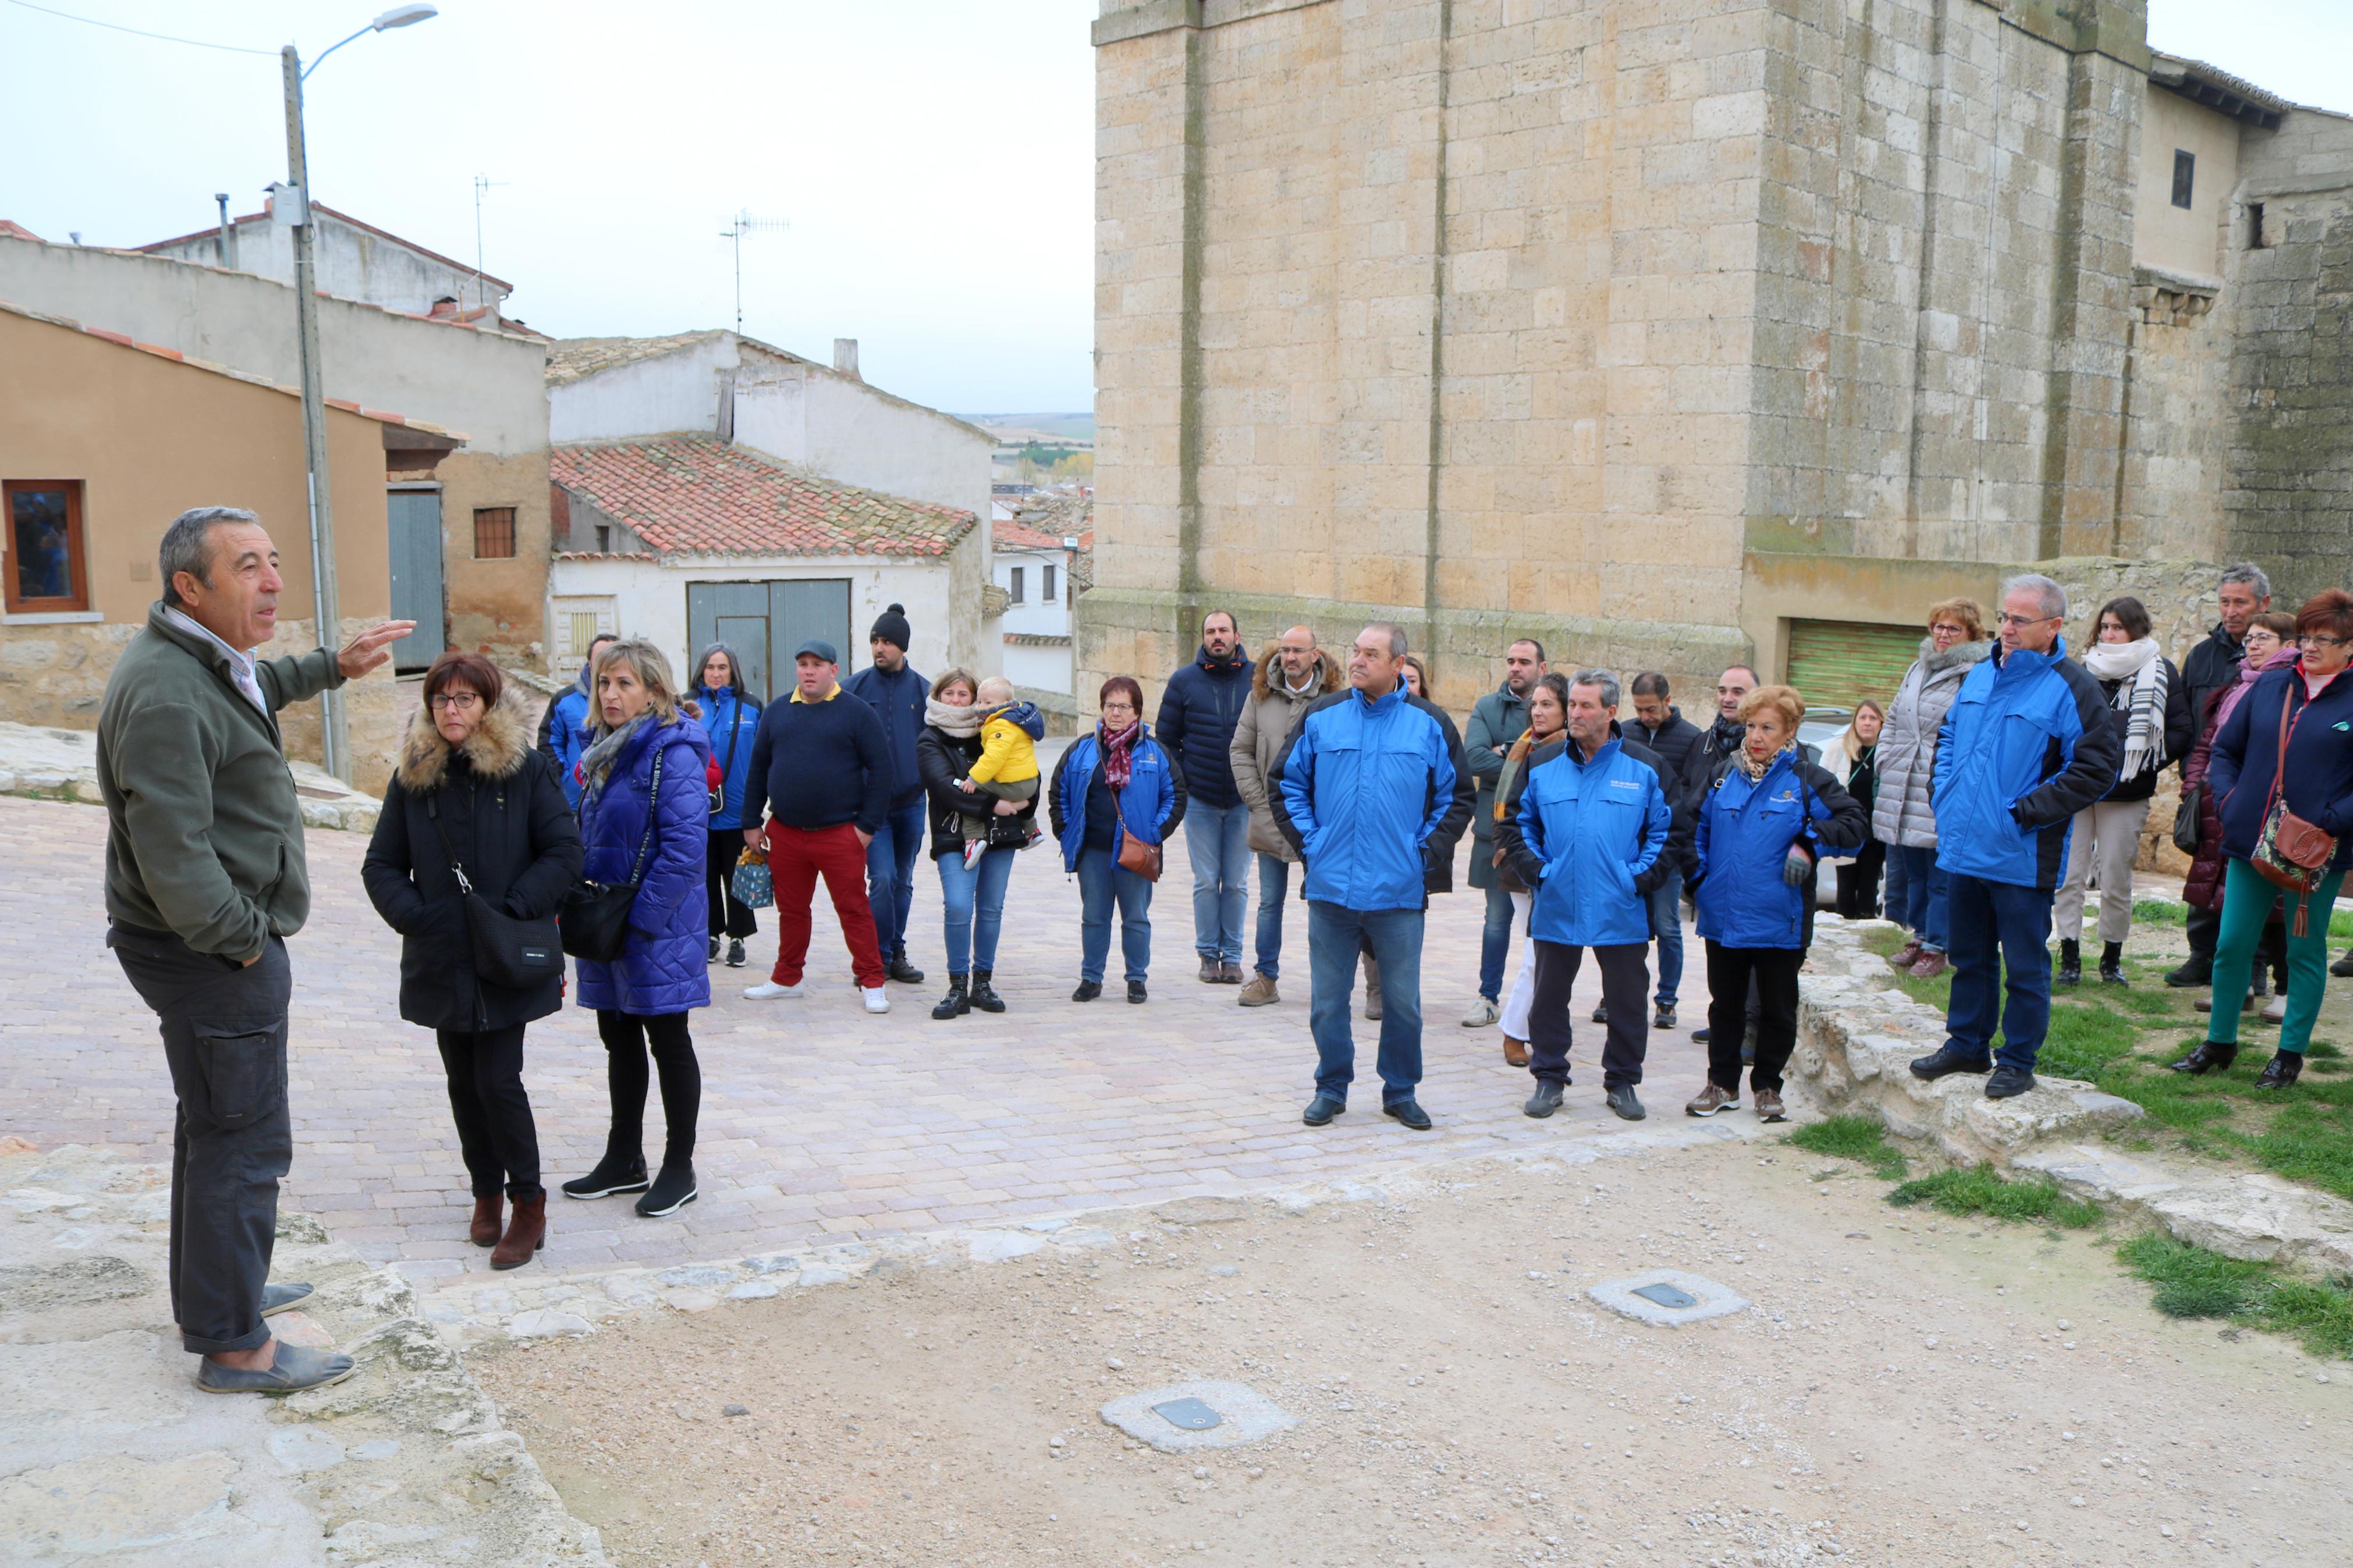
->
<box><xmin>957</xmin><ymin>677</ymin><xmax>1045</xmax><ymax>866</ymax></box>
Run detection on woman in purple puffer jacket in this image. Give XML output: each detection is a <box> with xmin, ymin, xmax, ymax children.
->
<box><xmin>559</xmin><ymin>639</ymin><xmax>713</xmax><ymax>1220</ymax></box>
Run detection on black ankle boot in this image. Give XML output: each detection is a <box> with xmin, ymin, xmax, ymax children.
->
<box><xmin>2057</xmin><ymin>939</ymin><xmax>2081</xmax><ymax>986</ymax></box>
<box><xmin>2167</xmin><ymin>1040</ymin><xmax>2237</xmax><ymax>1076</ymax></box>
<box><xmin>931</xmin><ymin>975</ymin><xmax>970</xmax><ymax>1021</ymax></box>
<box><xmin>968</xmin><ymin>968</ymin><xmax>1006</xmax><ymax>1014</ymax></box>
<box><xmin>2257</xmin><ymin>1051</ymin><xmax>2304</xmax><ymax>1090</ymax></box>
<box><xmin>2099</xmin><ymin>941</ymin><xmax>2127</xmax><ymax>986</ymax></box>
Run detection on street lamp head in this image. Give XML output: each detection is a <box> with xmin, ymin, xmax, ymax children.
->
<box><xmin>372</xmin><ymin>4</ymin><xmax>438</xmax><ymax>29</ymax></box>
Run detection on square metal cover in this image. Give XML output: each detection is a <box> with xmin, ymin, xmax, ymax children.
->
<box><xmin>1631</xmin><ymin>1281</ymin><xmax>1698</xmax><ymax>1310</ymax></box>
<box><xmin>1152</xmin><ymin>1397</ymin><xmax>1223</xmax><ymax>1431</ymax></box>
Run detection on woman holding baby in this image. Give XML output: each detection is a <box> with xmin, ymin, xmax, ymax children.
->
<box><xmin>916</xmin><ymin>669</ymin><xmax>1044</xmax><ymax>1019</ymax></box>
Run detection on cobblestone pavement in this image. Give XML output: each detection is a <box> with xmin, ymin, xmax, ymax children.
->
<box><xmin>1</xmin><ymin>794</ymin><xmax>1720</xmax><ymax>1286</ymax></box>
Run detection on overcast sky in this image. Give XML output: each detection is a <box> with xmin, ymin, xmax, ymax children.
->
<box><xmin>2</xmin><ymin>1</ymin><xmax>2343</xmax><ymax>417</ymax></box>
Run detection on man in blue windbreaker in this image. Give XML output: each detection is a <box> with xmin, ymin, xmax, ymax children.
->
<box><xmin>1494</xmin><ymin>670</ymin><xmax>1671</xmax><ymax>1123</ymax></box>
<box><xmin>1910</xmin><ymin>574</ymin><xmax>2122</xmax><ymax>1098</ymax></box>
<box><xmin>1270</xmin><ymin>623</ymin><xmax>1475</xmax><ymax>1131</ymax></box>
<box><xmin>537</xmin><ymin>632</ymin><xmax>614</xmax><ymax>810</ymax></box>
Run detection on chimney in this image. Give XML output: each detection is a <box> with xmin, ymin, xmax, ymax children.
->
<box><xmin>833</xmin><ymin>337</ymin><xmax>861</xmax><ymax>381</ymax></box>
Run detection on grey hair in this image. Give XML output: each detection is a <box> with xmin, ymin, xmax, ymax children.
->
<box><xmin>694</xmin><ymin>641</ymin><xmax>757</xmax><ymax>702</ymax></box>
<box><xmin>1630</xmin><ymin>670</ymin><xmax>1670</xmax><ymax>699</ymax></box>
<box><xmin>1364</xmin><ymin>621</ymin><xmax>1408</xmax><ymax>660</ymax></box>
<box><xmin>157</xmin><ymin>507</ymin><xmax>257</xmax><ymax>607</ymax></box>
<box><xmin>2000</xmin><ymin>573</ymin><xmax>2068</xmax><ymax>621</ymax></box>
<box><xmin>2219</xmin><ymin>561</ymin><xmax>2272</xmax><ymax>600</ymax></box>
<box><xmin>1570</xmin><ymin>667</ymin><xmax>1622</xmax><ymax>711</ymax></box>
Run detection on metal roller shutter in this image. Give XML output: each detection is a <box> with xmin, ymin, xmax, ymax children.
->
<box><xmin>1784</xmin><ymin>620</ymin><xmax>1922</xmax><ymax>712</ymax></box>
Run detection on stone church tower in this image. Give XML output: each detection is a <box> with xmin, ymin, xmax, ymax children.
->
<box><xmin>1082</xmin><ymin>0</ymin><xmax>2353</xmax><ymax>716</ymax></box>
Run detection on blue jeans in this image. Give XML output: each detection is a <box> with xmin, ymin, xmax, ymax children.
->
<box><xmin>935</xmin><ymin>844</ymin><xmax>1016</xmax><ymax>975</ymax></box>
<box><xmin>1185</xmin><ymin>801</ymin><xmax>1251</xmax><ymax>963</ymax></box>
<box><xmin>1306</xmin><ymin>901</ymin><xmax>1424</xmax><ymax>1105</ymax></box>
<box><xmin>865</xmin><ymin>801</ymin><xmax>927</xmax><ymax>963</ymax></box>
<box><xmin>1646</xmin><ymin>877</ymin><xmax>1683</xmax><ymax>1008</ymax></box>
<box><xmin>1942</xmin><ymin>871</ymin><xmax>2055</xmax><ymax>1072</ymax></box>
<box><xmin>1478</xmin><ymin>881</ymin><xmax>1514</xmax><ymax>1002</ymax></box>
<box><xmin>1892</xmin><ymin>843</ymin><xmax>1949</xmax><ymax>952</ymax></box>
<box><xmin>1254</xmin><ymin>852</ymin><xmax>1291</xmax><ymax>977</ymax></box>
<box><xmin>1076</xmin><ymin>847</ymin><xmax>1154</xmax><ymax>984</ymax></box>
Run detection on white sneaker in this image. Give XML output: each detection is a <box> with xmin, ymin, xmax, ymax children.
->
<box><xmin>744</xmin><ymin>980</ymin><xmax>802</xmax><ymax>1000</ymax></box>
<box><xmin>1459</xmin><ymin>998</ymin><xmax>1499</xmax><ymax>1028</ymax></box>
<box><xmin>962</xmin><ymin>838</ymin><xmax>988</xmax><ymax>870</ymax></box>
<box><xmin>862</xmin><ymin>986</ymin><xmax>891</xmax><ymax>1014</ymax></box>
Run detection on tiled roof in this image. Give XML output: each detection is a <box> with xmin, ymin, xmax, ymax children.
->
<box><xmin>551</xmin><ymin>436</ymin><xmax>977</xmax><ymax>560</ymax></box>
<box><xmin>996</xmin><ymin>495</ymin><xmax>1093</xmax><ymax>553</ymax></box>
<box><xmin>993</xmin><ymin>517</ymin><xmax>1071</xmax><ymax>552</ymax></box>
<box><xmin>545</xmin><ymin>330</ymin><xmax>734</xmax><ymax>386</ymax></box>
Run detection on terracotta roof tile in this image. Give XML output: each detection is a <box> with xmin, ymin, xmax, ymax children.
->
<box><xmin>552</xmin><ymin>436</ymin><xmax>977</xmax><ymax>560</ymax></box>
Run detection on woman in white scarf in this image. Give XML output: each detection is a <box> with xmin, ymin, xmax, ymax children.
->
<box><xmin>2053</xmin><ymin>596</ymin><xmax>2195</xmax><ymax>986</ymax></box>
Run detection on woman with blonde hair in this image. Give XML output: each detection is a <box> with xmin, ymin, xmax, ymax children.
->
<box><xmin>1822</xmin><ymin>698</ymin><xmax>1885</xmax><ymax>918</ymax></box>
<box><xmin>559</xmin><ymin>638</ymin><xmax>714</xmax><ymax>1219</ymax></box>
<box><xmin>1873</xmin><ymin>598</ymin><xmax>1990</xmax><ymax>977</ymax></box>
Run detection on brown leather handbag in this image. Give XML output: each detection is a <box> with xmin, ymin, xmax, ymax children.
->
<box><xmin>1110</xmin><ymin>790</ymin><xmax>1163</xmax><ymax>882</ymax></box>
<box><xmin>2251</xmin><ymin>687</ymin><xmax>2337</xmax><ymax>931</ymax></box>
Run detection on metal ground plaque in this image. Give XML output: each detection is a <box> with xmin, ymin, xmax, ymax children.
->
<box><xmin>1101</xmin><ymin>1381</ymin><xmax>1296</xmax><ymax>1455</ymax></box>
<box><xmin>1588</xmin><ymin>1269</ymin><xmax>1748</xmax><ymax>1327</ymax></box>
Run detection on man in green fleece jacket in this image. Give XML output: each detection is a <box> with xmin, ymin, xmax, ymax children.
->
<box><xmin>98</xmin><ymin>506</ymin><xmax>411</xmax><ymax>1394</ymax></box>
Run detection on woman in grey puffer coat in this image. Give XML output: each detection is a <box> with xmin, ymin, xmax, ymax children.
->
<box><xmin>1872</xmin><ymin>600</ymin><xmax>1990</xmax><ymax>978</ymax></box>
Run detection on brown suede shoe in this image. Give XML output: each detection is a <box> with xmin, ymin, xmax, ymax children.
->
<box><xmin>470</xmin><ymin>1194</ymin><xmax>502</xmax><ymax>1248</ymax></box>
<box><xmin>491</xmin><ymin>1193</ymin><xmax>546</xmax><ymax>1271</ymax></box>
<box><xmin>1890</xmin><ymin>939</ymin><xmax>1924</xmax><ymax>970</ymax></box>
<box><xmin>1502</xmin><ymin>1035</ymin><xmax>1528</xmax><ymax>1068</ymax></box>
<box><xmin>1907</xmin><ymin>951</ymin><xmax>1949</xmax><ymax>980</ymax></box>
<box><xmin>1684</xmin><ymin>1083</ymin><xmax>1740</xmax><ymax>1117</ymax></box>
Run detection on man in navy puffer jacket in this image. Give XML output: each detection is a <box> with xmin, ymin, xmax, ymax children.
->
<box><xmin>1157</xmin><ymin>612</ymin><xmax>1257</xmax><ymax>983</ymax></box>
<box><xmin>1911</xmin><ymin>575</ymin><xmax>2121</xmax><ymax>1099</ymax></box>
<box><xmin>1270</xmin><ymin>623</ymin><xmax>1473</xmax><ymax>1132</ymax></box>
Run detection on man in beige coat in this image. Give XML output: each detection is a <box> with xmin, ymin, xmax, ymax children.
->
<box><xmin>1229</xmin><ymin>626</ymin><xmax>1341</xmax><ymax>1006</ymax></box>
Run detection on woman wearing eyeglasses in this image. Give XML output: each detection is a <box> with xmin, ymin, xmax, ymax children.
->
<box><xmin>2178</xmin><ymin>590</ymin><xmax>2353</xmax><ymax>1087</ymax></box>
<box><xmin>363</xmin><ymin>653</ymin><xmax>582</xmax><ymax>1268</ymax></box>
<box><xmin>2181</xmin><ymin>611</ymin><xmax>2297</xmax><ymax>1022</ymax></box>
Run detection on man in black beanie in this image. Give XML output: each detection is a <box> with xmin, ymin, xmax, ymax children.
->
<box><xmin>844</xmin><ymin>603</ymin><xmax>928</xmax><ymax>984</ymax></box>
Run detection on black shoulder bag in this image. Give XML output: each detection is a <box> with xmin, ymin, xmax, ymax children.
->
<box><xmin>427</xmin><ymin>787</ymin><xmax>563</xmax><ymax>990</ymax></box>
<box><xmin>560</xmin><ymin>748</ymin><xmax>664</xmax><ymax>962</ymax></box>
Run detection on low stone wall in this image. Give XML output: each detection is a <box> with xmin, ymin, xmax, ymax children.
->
<box><xmin>0</xmin><ymin>720</ymin><xmax>380</xmax><ymax>831</ymax></box>
<box><xmin>0</xmin><ymin>616</ymin><xmax>403</xmax><ymax>797</ymax></box>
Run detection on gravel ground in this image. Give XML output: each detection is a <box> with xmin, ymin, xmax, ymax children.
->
<box><xmin>473</xmin><ymin>1135</ymin><xmax>2353</xmax><ymax>1567</ymax></box>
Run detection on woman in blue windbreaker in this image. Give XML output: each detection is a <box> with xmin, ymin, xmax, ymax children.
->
<box><xmin>559</xmin><ymin>639</ymin><xmax>712</xmax><ymax>1220</ymax></box>
<box><xmin>1049</xmin><ymin>675</ymin><xmax>1187</xmax><ymax>1004</ymax></box>
<box><xmin>694</xmin><ymin>644</ymin><xmax>763</xmax><ymax>969</ymax></box>
<box><xmin>1686</xmin><ymin>684</ymin><xmax>1867</xmax><ymax>1123</ymax></box>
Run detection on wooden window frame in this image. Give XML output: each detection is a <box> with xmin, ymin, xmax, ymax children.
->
<box><xmin>472</xmin><ymin>505</ymin><xmax>517</xmax><ymax>560</ymax></box>
<box><xmin>4</xmin><ymin>479</ymin><xmax>91</xmax><ymax>614</ymax></box>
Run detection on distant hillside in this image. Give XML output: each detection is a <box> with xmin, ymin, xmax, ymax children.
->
<box><xmin>962</xmin><ymin>412</ymin><xmax>1095</xmax><ymax>443</ymax></box>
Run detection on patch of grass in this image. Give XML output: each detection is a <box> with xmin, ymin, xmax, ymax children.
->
<box><xmin>2132</xmin><ymin>899</ymin><xmax>2188</xmax><ymax>928</ymax></box>
<box><xmin>2037</xmin><ymin>1001</ymin><xmax>2144</xmax><ymax>1080</ymax></box>
<box><xmin>2118</xmin><ymin>1233</ymin><xmax>2353</xmax><ymax>1360</ymax></box>
<box><xmin>1784</xmin><ymin>1115</ymin><xmax>1910</xmax><ymax>1180</ymax></box>
<box><xmin>1886</xmin><ymin>1165</ymin><xmax>2104</xmax><ymax>1227</ymax></box>
<box><xmin>2242</xmin><ymin>1100</ymin><xmax>2353</xmax><ymax>1203</ymax></box>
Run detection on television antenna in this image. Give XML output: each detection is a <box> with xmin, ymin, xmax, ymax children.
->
<box><xmin>720</xmin><ymin>209</ymin><xmax>789</xmax><ymax>335</ymax></box>
<box><xmin>472</xmin><ymin>173</ymin><xmax>508</xmax><ymax>315</ymax></box>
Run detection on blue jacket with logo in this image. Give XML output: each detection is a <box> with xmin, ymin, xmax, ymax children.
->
<box><xmin>1694</xmin><ymin>749</ymin><xmax>1869</xmax><ymax>949</ymax></box>
<box><xmin>1930</xmin><ymin>637</ymin><xmax>2122</xmax><ymax>890</ymax></box>
<box><xmin>1048</xmin><ymin>726</ymin><xmax>1186</xmax><ymax>872</ymax></box>
<box><xmin>1268</xmin><ymin>681</ymin><xmax>1475</xmax><ymax>912</ymax></box>
<box><xmin>1492</xmin><ymin>736</ymin><xmax>1669</xmax><ymax>948</ymax></box>
<box><xmin>694</xmin><ymin>685</ymin><xmax>763</xmax><ymax>829</ymax></box>
<box><xmin>2208</xmin><ymin>663</ymin><xmax>2353</xmax><ymax>872</ymax></box>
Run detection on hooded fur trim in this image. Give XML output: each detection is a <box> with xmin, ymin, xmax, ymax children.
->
<box><xmin>399</xmin><ymin>688</ymin><xmax>535</xmax><ymax>793</ymax></box>
<box><xmin>1918</xmin><ymin>635</ymin><xmax>1992</xmax><ymax>677</ymax></box>
<box><xmin>1251</xmin><ymin>640</ymin><xmax>1341</xmax><ymax>700</ymax></box>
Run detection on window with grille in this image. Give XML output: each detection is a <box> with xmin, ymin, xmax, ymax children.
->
<box><xmin>5</xmin><ymin>479</ymin><xmax>88</xmax><ymax>613</ymax></box>
<box><xmin>2171</xmin><ymin>150</ymin><xmax>2195</xmax><ymax>210</ymax></box>
<box><xmin>567</xmin><ymin>611</ymin><xmax>601</xmax><ymax>660</ymax></box>
<box><xmin>1008</xmin><ymin>566</ymin><xmax>1025</xmax><ymax>604</ymax></box>
<box><xmin>473</xmin><ymin>506</ymin><xmax>517</xmax><ymax>559</ymax></box>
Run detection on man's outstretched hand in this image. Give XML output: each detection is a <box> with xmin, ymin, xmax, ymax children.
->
<box><xmin>338</xmin><ymin>621</ymin><xmax>417</xmax><ymax>680</ymax></box>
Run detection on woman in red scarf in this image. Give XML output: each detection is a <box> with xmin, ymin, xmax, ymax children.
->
<box><xmin>1048</xmin><ymin>676</ymin><xmax>1189</xmax><ymax>1002</ymax></box>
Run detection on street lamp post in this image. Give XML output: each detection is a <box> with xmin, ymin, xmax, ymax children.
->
<box><xmin>277</xmin><ymin>4</ymin><xmax>436</xmax><ymax>781</ymax></box>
